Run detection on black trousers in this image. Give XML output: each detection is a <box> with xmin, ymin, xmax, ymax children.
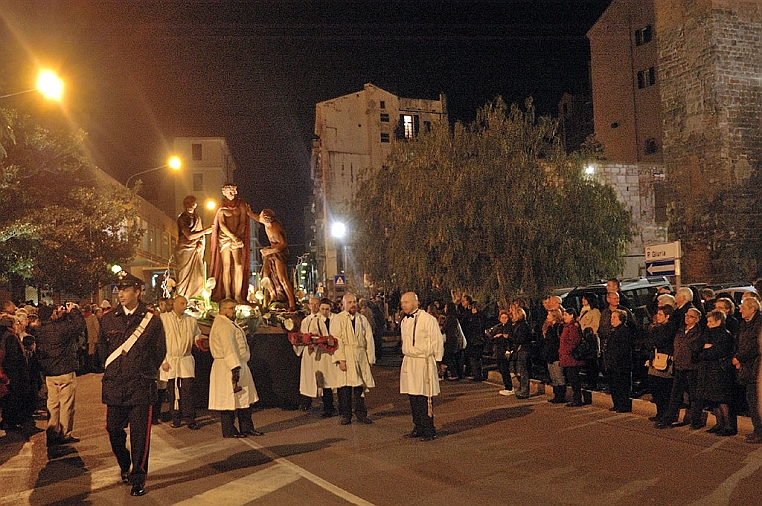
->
<box><xmin>106</xmin><ymin>404</ymin><xmax>153</xmax><ymax>486</ymax></box>
<box><xmin>337</xmin><ymin>386</ymin><xmax>367</xmax><ymax>421</ymax></box>
<box><xmin>167</xmin><ymin>377</ymin><xmax>196</xmax><ymax>424</ymax></box>
<box><xmin>608</xmin><ymin>368</ymin><xmax>632</xmax><ymax>411</ymax></box>
<box><xmin>409</xmin><ymin>394</ymin><xmax>435</xmax><ymax>437</ymax></box>
<box><xmin>219</xmin><ymin>406</ymin><xmax>254</xmax><ymax>436</ymax></box>
<box><xmin>322</xmin><ymin>388</ymin><xmax>335</xmax><ymax>413</ymax></box>
<box><xmin>664</xmin><ymin>369</ymin><xmax>701</xmax><ymax>425</ymax></box>
<box><xmin>564</xmin><ymin>365</ymin><xmax>583</xmax><ymax>404</ymax></box>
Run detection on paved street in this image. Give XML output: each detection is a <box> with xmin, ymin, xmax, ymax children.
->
<box><xmin>2</xmin><ymin>360</ymin><xmax>762</xmax><ymax>505</ymax></box>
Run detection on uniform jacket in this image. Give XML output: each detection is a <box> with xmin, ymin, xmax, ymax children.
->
<box><xmin>328</xmin><ymin>311</ymin><xmax>375</xmax><ymax>389</ymax></box>
<box><xmin>208</xmin><ymin>313</ymin><xmax>258</xmax><ymax>410</ymax></box>
<box><xmin>400</xmin><ymin>309</ymin><xmax>444</xmax><ymax>397</ymax></box>
<box><xmin>100</xmin><ymin>302</ymin><xmax>166</xmax><ymax>406</ymax></box>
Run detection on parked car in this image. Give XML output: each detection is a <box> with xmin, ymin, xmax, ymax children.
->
<box><xmin>711</xmin><ymin>283</ymin><xmax>758</xmax><ymax>308</ymax></box>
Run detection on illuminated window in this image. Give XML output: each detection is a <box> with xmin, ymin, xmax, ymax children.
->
<box><xmin>403</xmin><ymin>115</ymin><xmax>414</xmax><ymax>139</ymax></box>
<box><xmin>192</xmin><ymin>143</ymin><xmax>202</xmax><ymax>160</ymax></box>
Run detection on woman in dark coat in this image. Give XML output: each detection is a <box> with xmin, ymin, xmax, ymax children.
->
<box><xmin>510</xmin><ymin>306</ymin><xmax>532</xmax><ymax>399</ymax></box>
<box><xmin>0</xmin><ymin>315</ymin><xmax>32</xmax><ymax>431</ymax></box>
<box><xmin>440</xmin><ymin>302</ymin><xmax>465</xmax><ymax>381</ymax></box>
<box><xmin>604</xmin><ymin>309</ymin><xmax>634</xmax><ymax>413</ymax></box>
<box><xmin>694</xmin><ymin>310</ymin><xmax>735</xmax><ymax>436</ymax></box>
<box><xmin>487</xmin><ymin>310</ymin><xmax>513</xmax><ymax>394</ymax></box>
<box><xmin>644</xmin><ymin>305</ymin><xmax>675</xmax><ymax>423</ymax></box>
<box><xmin>542</xmin><ymin>308</ymin><xmax>565</xmax><ymax>403</ymax></box>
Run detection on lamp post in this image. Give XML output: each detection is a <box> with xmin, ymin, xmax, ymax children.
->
<box><xmin>126</xmin><ymin>156</ymin><xmax>182</xmax><ymax>189</ymax></box>
<box><xmin>331</xmin><ymin>221</ymin><xmax>347</xmax><ymax>276</ymax></box>
<box><xmin>0</xmin><ymin>69</ymin><xmax>64</xmax><ymax>101</ymax></box>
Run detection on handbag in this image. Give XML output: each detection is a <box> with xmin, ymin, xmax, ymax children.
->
<box><xmin>652</xmin><ymin>350</ymin><xmax>670</xmax><ymax>371</ymax></box>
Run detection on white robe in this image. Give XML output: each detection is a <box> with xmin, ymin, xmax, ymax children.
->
<box><xmin>326</xmin><ymin>311</ymin><xmax>375</xmax><ymax>389</ymax></box>
<box><xmin>296</xmin><ymin>313</ymin><xmax>339</xmax><ymax>397</ymax></box>
<box><xmin>400</xmin><ymin>310</ymin><xmax>444</xmax><ymax>397</ymax></box>
<box><xmin>159</xmin><ymin>312</ymin><xmax>201</xmax><ymax>381</ymax></box>
<box><xmin>208</xmin><ymin>314</ymin><xmax>258</xmax><ymax>410</ymax></box>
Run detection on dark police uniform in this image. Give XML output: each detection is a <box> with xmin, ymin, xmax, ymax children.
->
<box><xmin>100</xmin><ymin>274</ymin><xmax>166</xmax><ymax>494</ymax></box>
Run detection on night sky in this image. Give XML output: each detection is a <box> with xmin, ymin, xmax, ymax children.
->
<box><xmin>0</xmin><ymin>0</ymin><xmax>612</xmax><ymax>250</ymax></box>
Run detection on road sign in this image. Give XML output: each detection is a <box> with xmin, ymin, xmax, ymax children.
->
<box><xmin>110</xmin><ymin>284</ymin><xmax>119</xmax><ymax>294</ymax></box>
<box><xmin>645</xmin><ymin>241</ymin><xmax>681</xmax><ymax>261</ymax></box>
<box><xmin>334</xmin><ymin>275</ymin><xmax>345</xmax><ymax>286</ymax></box>
<box><xmin>645</xmin><ymin>259</ymin><xmax>679</xmax><ymax>276</ymax></box>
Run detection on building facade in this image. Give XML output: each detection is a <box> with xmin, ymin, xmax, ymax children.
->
<box><xmin>310</xmin><ymin>83</ymin><xmax>447</xmax><ymax>295</ymax></box>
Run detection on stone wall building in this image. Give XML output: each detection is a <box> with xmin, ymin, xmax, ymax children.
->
<box><xmin>310</xmin><ymin>83</ymin><xmax>448</xmax><ymax>294</ymax></box>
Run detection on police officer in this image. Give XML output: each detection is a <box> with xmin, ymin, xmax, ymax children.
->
<box><xmin>100</xmin><ymin>271</ymin><xmax>166</xmax><ymax>497</ymax></box>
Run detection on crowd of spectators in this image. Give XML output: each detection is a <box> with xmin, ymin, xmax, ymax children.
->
<box><xmin>421</xmin><ymin>280</ymin><xmax>762</xmax><ymax>444</ymax></box>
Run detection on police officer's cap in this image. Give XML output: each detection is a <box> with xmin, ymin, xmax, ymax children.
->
<box><xmin>116</xmin><ymin>271</ymin><xmax>145</xmax><ymax>290</ymax></box>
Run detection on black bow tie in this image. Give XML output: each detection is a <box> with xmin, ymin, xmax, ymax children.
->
<box><xmin>404</xmin><ymin>311</ymin><xmax>418</xmax><ymax>319</ymax></box>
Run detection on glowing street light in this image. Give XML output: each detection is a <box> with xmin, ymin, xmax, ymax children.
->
<box><xmin>205</xmin><ymin>198</ymin><xmax>217</xmax><ymax>211</ymax></box>
<box><xmin>0</xmin><ymin>69</ymin><xmax>64</xmax><ymax>101</ymax></box>
<box><xmin>126</xmin><ymin>156</ymin><xmax>183</xmax><ymax>189</ymax></box>
<box><xmin>331</xmin><ymin>222</ymin><xmax>346</xmax><ymax>239</ymax></box>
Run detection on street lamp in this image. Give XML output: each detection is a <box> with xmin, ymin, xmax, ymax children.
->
<box><xmin>126</xmin><ymin>156</ymin><xmax>182</xmax><ymax>189</ymax></box>
<box><xmin>0</xmin><ymin>69</ymin><xmax>64</xmax><ymax>101</ymax></box>
<box><xmin>331</xmin><ymin>221</ymin><xmax>347</xmax><ymax>274</ymax></box>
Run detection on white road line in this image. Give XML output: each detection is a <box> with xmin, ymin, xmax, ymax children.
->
<box><xmin>172</xmin><ymin>465</ymin><xmax>300</xmax><ymax>505</ymax></box>
<box><xmin>242</xmin><ymin>438</ymin><xmax>376</xmax><ymax>506</ymax></box>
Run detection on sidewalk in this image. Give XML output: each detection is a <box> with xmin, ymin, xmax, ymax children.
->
<box><xmin>486</xmin><ymin>369</ymin><xmax>755</xmax><ymax>434</ymax></box>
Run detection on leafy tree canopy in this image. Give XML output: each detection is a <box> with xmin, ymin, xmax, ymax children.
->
<box><xmin>353</xmin><ymin>98</ymin><xmax>633</xmax><ymax>305</ymax></box>
<box><xmin>0</xmin><ymin>108</ymin><xmax>142</xmax><ymax>297</ymax></box>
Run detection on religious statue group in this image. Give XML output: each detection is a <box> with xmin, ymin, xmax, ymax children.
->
<box><xmin>173</xmin><ymin>184</ymin><xmax>296</xmax><ymax>311</ymax></box>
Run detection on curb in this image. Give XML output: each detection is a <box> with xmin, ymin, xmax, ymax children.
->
<box><xmin>486</xmin><ymin>369</ymin><xmax>754</xmax><ymax>435</ymax></box>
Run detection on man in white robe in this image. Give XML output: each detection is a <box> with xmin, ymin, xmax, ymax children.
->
<box><xmin>208</xmin><ymin>299</ymin><xmax>263</xmax><ymax>438</ymax></box>
<box><xmin>400</xmin><ymin>292</ymin><xmax>444</xmax><ymax>441</ymax></box>
<box><xmin>296</xmin><ymin>297</ymin><xmax>337</xmax><ymax>416</ymax></box>
<box><xmin>327</xmin><ymin>293</ymin><xmax>375</xmax><ymax>425</ymax></box>
<box><xmin>159</xmin><ymin>295</ymin><xmax>202</xmax><ymax>429</ymax></box>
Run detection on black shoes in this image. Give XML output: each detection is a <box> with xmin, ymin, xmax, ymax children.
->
<box><xmin>565</xmin><ymin>402</ymin><xmax>583</xmax><ymax>407</ymax></box>
<box><xmin>222</xmin><ymin>432</ymin><xmax>247</xmax><ymax>438</ymax></box>
<box><xmin>420</xmin><ymin>434</ymin><xmax>437</xmax><ymax>442</ymax></box>
<box><xmin>356</xmin><ymin>417</ymin><xmax>373</xmax><ymax>425</ymax></box>
<box><xmin>60</xmin><ymin>436</ymin><xmax>80</xmax><ymax>444</ymax></box>
<box><xmin>121</xmin><ymin>471</ymin><xmax>130</xmax><ymax>484</ymax></box>
<box><xmin>340</xmin><ymin>418</ymin><xmax>352</xmax><ymax>425</ymax></box>
<box><xmin>707</xmin><ymin>424</ymin><xmax>724</xmax><ymax>434</ymax></box>
<box><xmin>321</xmin><ymin>410</ymin><xmax>337</xmax><ymax>418</ymax></box>
<box><xmin>187</xmin><ymin>422</ymin><xmax>200</xmax><ymax>430</ymax></box>
<box><xmin>403</xmin><ymin>430</ymin><xmax>422</xmax><ymax>439</ymax></box>
<box><xmin>242</xmin><ymin>429</ymin><xmax>265</xmax><ymax>436</ymax></box>
<box><xmin>130</xmin><ymin>483</ymin><xmax>145</xmax><ymax>496</ymax></box>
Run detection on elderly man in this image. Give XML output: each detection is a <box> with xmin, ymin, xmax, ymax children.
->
<box><xmin>208</xmin><ymin>299</ymin><xmax>263</xmax><ymax>438</ymax></box>
<box><xmin>399</xmin><ymin>292</ymin><xmax>444</xmax><ymax>441</ymax></box>
<box><xmin>160</xmin><ymin>296</ymin><xmax>202</xmax><ymax>430</ymax></box>
<box><xmin>732</xmin><ymin>297</ymin><xmax>762</xmax><ymax>443</ymax></box>
<box><xmin>327</xmin><ymin>293</ymin><xmax>375</xmax><ymax>425</ymax></box>
<box><xmin>295</xmin><ymin>297</ymin><xmax>337</xmax><ymax>415</ymax></box>
<box><xmin>100</xmin><ymin>272</ymin><xmax>166</xmax><ymax>497</ymax></box>
<box><xmin>656</xmin><ymin>307</ymin><xmax>704</xmax><ymax>429</ymax></box>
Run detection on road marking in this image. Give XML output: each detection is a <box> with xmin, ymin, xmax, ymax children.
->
<box><xmin>241</xmin><ymin>438</ymin><xmax>375</xmax><ymax>506</ymax></box>
<box><xmin>172</xmin><ymin>465</ymin><xmax>300</xmax><ymax>505</ymax></box>
<box><xmin>688</xmin><ymin>447</ymin><xmax>762</xmax><ymax>505</ymax></box>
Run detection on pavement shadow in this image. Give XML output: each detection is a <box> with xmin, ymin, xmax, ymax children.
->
<box><xmin>438</xmin><ymin>405</ymin><xmax>533</xmax><ymax>437</ymax></box>
<box><xmin>145</xmin><ymin>438</ymin><xmax>345</xmax><ymax>494</ymax></box>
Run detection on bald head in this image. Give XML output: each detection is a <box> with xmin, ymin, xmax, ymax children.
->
<box><xmin>400</xmin><ymin>292</ymin><xmax>419</xmax><ymax>315</ymax></box>
<box><xmin>342</xmin><ymin>293</ymin><xmax>357</xmax><ymax>315</ymax></box>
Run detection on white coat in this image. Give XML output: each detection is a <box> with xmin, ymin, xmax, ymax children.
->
<box><xmin>296</xmin><ymin>313</ymin><xmax>338</xmax><ymax>397</ymax></box>
<box><xmin>326</xmin><ymin>311</ymin><xmax>375</xmax><ymax>389</ymax></box>
<box><xmin>159</xmin><ymin>312</ymin><xmax>201</xmax><ymax>381</ymax></box>
<box><xmin>208</xmin><ymin>314</ymin><xmax>258</xmax><ymax>410</ymax></box>
<box><xmin>400</xmin><ymin>309</ymin><xmax>444</xmax><ymax>397</ymax></box>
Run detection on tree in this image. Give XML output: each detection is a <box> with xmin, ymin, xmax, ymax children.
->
<box><xmin>0</xmin><ymin>108</ymin><xmax>143</xmax><ymax>297</ymax></box>
<box><xmin>353</xmin><ymin>98</ymin><xmax>633</xmax><ymax>305</ymax></box>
